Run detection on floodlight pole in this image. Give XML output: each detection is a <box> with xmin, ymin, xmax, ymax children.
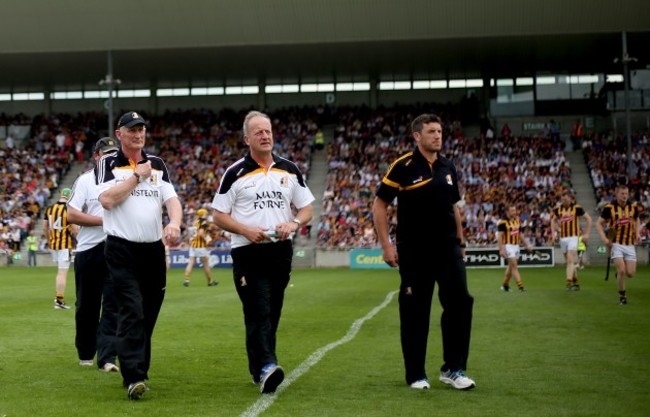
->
<box><xmin>99</xmin><ymin>50</ymin><xmax>121</xmax><ymax>135</ymax></box>
<box><xmin>621</xmin><ymin>32</ymin><xmax>633</xmax><ymax>178</ymax></box>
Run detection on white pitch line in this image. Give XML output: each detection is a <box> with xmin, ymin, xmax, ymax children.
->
<box><xmin>239</xmin><ymin>290</ymin><xmax>398</xmax><ymax>417</ymax></box>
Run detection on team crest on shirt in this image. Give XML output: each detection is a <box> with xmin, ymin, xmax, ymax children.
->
<box><xmin>280</xmin><ymin>176</ymin><xmax>289</xmax><ymax>187</ymax></box>
<box><xmin>150</xmin><ymin>174</ymin><xmax>158</xmax><ymax>184</ymax></box>
<box><xmin>446</xmin><ymin>174</ymin><xmax>453</xmax><ymax>185</ymax></box>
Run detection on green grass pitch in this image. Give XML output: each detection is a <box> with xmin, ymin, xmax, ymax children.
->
<box><xmin>0</xmin><ymin>264</ymin><xmax>648</xmax><ymax>416</ymax></box>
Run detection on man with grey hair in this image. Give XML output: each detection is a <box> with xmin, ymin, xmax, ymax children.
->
<box><xmin>97</xmin><ymin>111</ymin><xmax>182</xmax><ymax>400</ymax></box>
<box><xmin>212</xmin><ymin>110</ymin><xmax>315</xmax><ymax>394</ymax></box>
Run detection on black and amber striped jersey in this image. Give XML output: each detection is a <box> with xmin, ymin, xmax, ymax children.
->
<box><xmin>497</xmin><ymin>218</ymin><xmax>522</xmax><ymax>245</ymax></box>
<box><xmin>190</xmin><ymin>219</ymin><xmax>208</xmax><ymax>248</ymax></box>
<box><xmin>44</xmin><ymin>201</ymin><xmax>74</xmax><ymax>250</ymax></box>
<box><xmin>552</xmin><ymin>203</ymin><xmax>586</xmax><ymax>238</ymax></box>
<box><xmin>600</xmin><ymin>200</ymin><xmax>641</xmax><ymax>245</ymax></box>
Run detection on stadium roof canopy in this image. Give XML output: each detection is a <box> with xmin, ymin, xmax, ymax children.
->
<box><xmin>1</xmin><ymin>0</ymin><xmax>649</xmax><ymax>92</ymax></box>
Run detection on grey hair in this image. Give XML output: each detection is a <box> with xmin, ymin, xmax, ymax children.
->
<box><xmin>243</xmin><ymin>110</ymin><xmax>271</xmax><ymax>137</ymax></box>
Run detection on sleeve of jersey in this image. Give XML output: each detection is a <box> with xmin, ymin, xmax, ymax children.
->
<box><xmin>67</xmin><ymin>174</ymin><xmax>87</xmax><ymax>211</ymax></box>
<box><xmin>497</xmin><ymin>221</ymin><xmax>506</xmax><ymax>232</ymax></box>
<box><xmin>375</xmin><ymin>161</ymin><xmax>401</xmax><ymax>203</ymax></box>
<box><xmin>600</xmin><ymin>206</ymin><xmax>612</xmax><ymax>221</ymax></box>
<box><xmin>292</xmin><ymin>181</ymin><xmax>315</xmax><ymax>209</ymax></box>
<box><xmin>211</xmin><ymin>169</ymin><xmax>238</xmax><ymax>213</ymax></box>
<box><xmin>288</xmin><ymin>165</ymin><xmax>315</xmax><ymax>208</ymax></box>
<box><xmin>151</xmin><ymin>157</ymin><xmax>178</xmax><ymax>202</ymax></box>
<box><xmin>95</xmin><ymin>155</ymin><xmax>117</xmax><ymax>194</ymax></box>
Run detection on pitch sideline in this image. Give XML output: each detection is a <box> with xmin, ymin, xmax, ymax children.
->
<box><xmin>239</xmin><ymin>290</ymin><xmax>398</xmax><ymax>417</ymax></box>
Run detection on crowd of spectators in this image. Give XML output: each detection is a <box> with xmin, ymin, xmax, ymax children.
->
<box><xmin>1</xmin><ymin>107</ymin><xmax>322</xmax><ymax>256</ymax></box>
<box><xmin>0</xmin><ymin>111</ymin><xmax>99</xmax><ymax>261</ymax></box>
<box><xmin>314</xmin><ymin>105</ymin><xmax>572</xmax><ymax>249</ymax></box>
<box><xmin>4</xmin><ymin>106</ymin><xmax>649</xmax><ymax>257</ymax></box>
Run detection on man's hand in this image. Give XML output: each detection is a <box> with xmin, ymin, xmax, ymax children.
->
<box><xmin>165</xmin><ymin>223</ymin><xmax>180</xmax><ymax>245</ymax></box>
<box><xmin>382</xmin><ymin>245</ymin><xmax>398</xmax><ymax>267</ymax></box>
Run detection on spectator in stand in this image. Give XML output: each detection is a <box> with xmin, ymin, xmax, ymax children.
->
<box><xmin>570</xmin><ymin>119</ymin><xmax>584</xmax><ymax>151</ymax></box>
<box><xmin>26</xmin><ymin>229</ymin><xmax>39</xmax><ymax>267</ymax></box>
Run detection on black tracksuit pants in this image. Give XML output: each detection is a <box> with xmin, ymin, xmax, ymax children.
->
<box><xmin>231</xmin><ymin>239</ymin><xmax>293</xmax><ymax>382</ymax></box>
<box><xmin>74</xmin><ymin>241</ymin><xmax>118</xmax><ymax>368</ymax></box>
<box><xmin>397</xmin><ymin>242</ymin><xmax>474</xmax><ymax>385</ymax></box>
<box><xmin>105</xmin><ymin>235</ymin><xmax>166</xmax><ymax>386</ymax></box>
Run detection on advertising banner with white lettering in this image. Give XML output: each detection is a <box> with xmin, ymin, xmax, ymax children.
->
<box><xmin>349</xmin><ymin>249</ymin><xmax>390</xmax><ymax>269</ymax></box>
<box><xmin>462</xmin><ymin>248</ymin><xmax>502</xmax><ymax>268</ymax></box>
<box><xmin>169</xmin><ymin>249</ymin><xmax>233</xmax><ymax>269</ymax></box>
<box><xmin>350</xmin><ymin>247</ymin><xmax>554</xmax><ymax>269</ymax></box>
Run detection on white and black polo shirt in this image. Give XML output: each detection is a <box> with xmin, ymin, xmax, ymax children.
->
<box><xmin>67</xmin><ymin>168</ymin><xmax>107</xmax><ymax>252</ymax></box>
<box><xmin>96</xmin><ymin>149</ymin><xmax>178</xmax><ymax>243</ymax></box>
<box><xmin>212</xmin><ymin>153</ymin><xmax>315</xmax><ymax>249</ymax></box>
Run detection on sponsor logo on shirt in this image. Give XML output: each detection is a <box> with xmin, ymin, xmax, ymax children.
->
<box><xmin>253</xmin><ymin>190</ymin><xmax>286</xmax><ymax>210</ymax></box>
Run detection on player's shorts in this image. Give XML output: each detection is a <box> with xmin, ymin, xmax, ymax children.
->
<box><xmin>50</xmin><ymin>249</ymin><xmax>71</xmax><ymax>269</ymax></box>
<box><xmin>189</xmin><ymin>247</ymin><xmax>210</xmax><ymax>258</ymax></box>
<box><xmin>504</xmin><ymin>244</ymin><xmax>520</xmax><ymax>259</ymax></box>
<box><xmin>559</xmin><ymin>236</ymin><xmax>579</xmax><ymax>253</ymax></box>
<box><xmin>610</xmin><ymin>243</ymin><xmax>636</xmax><ymax>261</ymax></box>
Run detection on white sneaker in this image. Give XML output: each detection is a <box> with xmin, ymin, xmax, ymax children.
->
<box><xmin>101</xmin><ymin>363</ymin><xmax>120</xmax><ymax>372</ymax></box>
<box><xmin>79</xmin><ymin>360</ymin><xmax>94</xmax><ymax>367</ymax></box>
<box><xmin>409</xmin><ymin>379</ymin><xmax>430</xmax><ymax>389</ymax></box>
<box><xmin>439</xmin><ymin>370</ymin><xmax>476</xmax><ymax>390</ymax></box>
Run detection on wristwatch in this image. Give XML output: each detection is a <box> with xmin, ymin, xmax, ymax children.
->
<box><xmin>133</xmin><ymin>172</ymin><xmax>142</xmax><ymax>183</ymax></box>
<box><xmin>292</xmin><ymin>218</ymin><xmax>302</xmax><ymax>227</ymax></box>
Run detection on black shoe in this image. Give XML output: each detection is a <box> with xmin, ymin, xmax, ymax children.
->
<box><xmin>519</xmin><ymin>287</ymin><xmax>525</xmax><ymax>293</ymax></box>
<box><xmin>127</xmin><ymin>381</ymin><xmax>147</xmax><ymax>400</ymax></box>
<box><xmin>260</xmin><ymin>364</ymin><xmax>284</xmax><ymax>394</ymax></box>
<box><xmin>500</xmin><ymin>285</ymin><xmax>510</xmax><ymax>292</ymax></box>
<box><xmin>208</xmin><ymin>280</ymin><xmax>219</xmax><ymax>286</ymax></box>
<box><xmin>619</xmin><ymin>297</ymin><xmax>628</xmax><ymax>305</ymax></box>
<box><xmin>572</xmin><ymin>284</ymin><xmax>580</xmax><ymax>291</ymax></box>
